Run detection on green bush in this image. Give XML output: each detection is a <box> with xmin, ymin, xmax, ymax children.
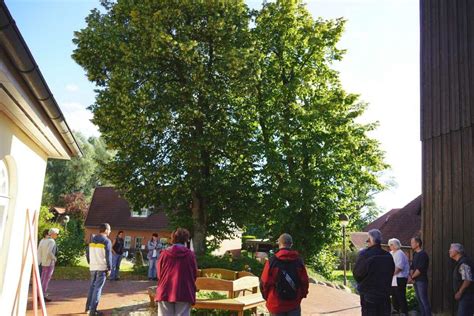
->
<box><xmin>308</xmin><ymin>247</ymin><xmax>339</xmax><ymax>280</ymax></box>
<box><xmin>133</xmin><ymin>250</ymin><xmax>147</xmax><ymax>274</ymax></box>
<box><xmin>196</xmin><ymin>254</ymin><xmax>264</xmax><ymax>276</ymax></box>
<box><xmin>407</xmin><ymin>285</ymin><xmax>418</xmax><ymax>311</ymax></box>
<box><xmin>56</xmin><ymin>218</ymin><xmax>85</xmax><ymax>266</ymax></box>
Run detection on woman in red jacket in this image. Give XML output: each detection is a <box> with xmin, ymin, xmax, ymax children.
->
<box><xmin>155</xmin><ymin>228</ymin><xmax>197</xmax><ymax>316</ymax></box>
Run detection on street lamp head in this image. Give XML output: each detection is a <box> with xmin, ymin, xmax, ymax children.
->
<box><xmin>339</xmin><ymin>213</ymin><xmax>349</xmax><ymax>227</ymax></box>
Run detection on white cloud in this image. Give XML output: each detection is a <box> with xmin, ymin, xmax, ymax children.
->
<box><xmin>59</xmin><ymin>101</ymin><xmax>99</xmax><ymax>137</ymax></box>
<box><xmin>65</xmin><ymin>84</ymin><xmax>79</xmax><ymax>92</ymax></box>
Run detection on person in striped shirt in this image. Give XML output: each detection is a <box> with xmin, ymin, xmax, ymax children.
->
<box><xmin>85</xmin><ymin>223</ymin><xmax>112</xmax><ymax>316</ymax></box>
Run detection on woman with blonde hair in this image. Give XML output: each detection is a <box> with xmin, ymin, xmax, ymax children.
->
<box><xmin>388</xmin><ymin>238</ymin><xmax>410</xmax><ymax>315</ymax></box>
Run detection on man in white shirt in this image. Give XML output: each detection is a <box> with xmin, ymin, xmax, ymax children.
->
<box><xmin>389</xmin><ymin>238</ymin><xmax>410</xmax><ymax>315</ymax></box>
<box><xmin>37</xmin><ymin>227</ymin><xmax>59</xmax><ymax>302</ymax></box>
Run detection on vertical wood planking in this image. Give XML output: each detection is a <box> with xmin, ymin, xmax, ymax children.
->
<box><xmin>421</xmin><ymin>0</ymin><xmax>474</xmax><ymax>313</ymax></box>
<box><xmin>432</xmin><ymin>136</ymin><xmax>443</xmax><ymax>310</ymax></box>
<box><xmin>441</xmin><ymin>133</ymin><xmax>452</xmax><ymax>312</ymax></box>
<box><xmin>431</xmin><ymin>0</ymin><xmax>441</xmax><ymax>137</ymax></box>
<box><xmin>462</xmin><ymin>128</ymin><xmax>472</xmax><ymax>255</ymax></box>
<box><xmin>458</xmin><ymin>0</ymin><xmax>470</xmax><ymax>128</ymax></box>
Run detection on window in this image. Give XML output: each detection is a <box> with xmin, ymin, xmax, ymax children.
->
<box><xmin>0</xmin><ymin>161</ymin><xmax>9</xmax><ymax>250</ymax></box>
<box><xmin>135</xmin><ymin>237</ymin><xmax>143</xmax><ymax>249</ymax></box>
<box><xmin>124</xmin><ymin>236</ymin><xmax>131</xmax><ymax>249</ymax></box>
<box><xmin>131</xmin><ymin>208</ymin><xmax>150</xmax><ymax>218</ymax></box>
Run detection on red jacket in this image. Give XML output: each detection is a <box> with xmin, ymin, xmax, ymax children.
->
<box><xmin>260</xmin><ymin>249</ymin><xmax>309</xmax><ymax>313</ymax></box>
<box><xmin>155</xmin><ymin>244</ymin><xmax>198</xmax><ymax>304</ymax></box>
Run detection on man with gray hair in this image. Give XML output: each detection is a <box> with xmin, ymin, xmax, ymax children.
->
<box><xmin>260</xmin><ymin>233</ymin><xmax>309</xmax><ymax>316</ymax></box>
<box><xmin>353</xmin><ymin>229</ymin><xmax>395</xmax><ymax>315</ymax></box>
<box><xmin>449</xmin><ymin>243</ymin><xmax>474</xmax><ymax>315</ymax></box>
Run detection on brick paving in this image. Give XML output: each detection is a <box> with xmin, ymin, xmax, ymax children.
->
<box><xmin>27</xmin><ymin>281</ymin><xmax>361</xmax><ymax>315</ymax></box>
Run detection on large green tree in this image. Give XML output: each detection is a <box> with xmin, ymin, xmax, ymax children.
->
<box><xmin>251</xmin><ymin>1</ymin><xmax>387</xmax><ymax>258</ymax></box>
<box><xmin>73</xmin><ymin>0</ymin><xmax>259</xmax><ymax>254</ymax></box>
<box><xmin>72</xmin><ymin>0</ymin><xmax>387</xmax><ymax>257</ymax></box>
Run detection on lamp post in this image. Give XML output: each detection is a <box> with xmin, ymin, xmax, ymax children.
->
<box><xmin>339</xmin><ymin>213</ymin><xmax>349</xmax><ymax>286</ymax></box>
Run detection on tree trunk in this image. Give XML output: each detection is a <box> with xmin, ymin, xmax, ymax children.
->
<box><xmin>191</xmin><ymin>192</ymin><xmax>207</xmax><ymax>255</ymax></box>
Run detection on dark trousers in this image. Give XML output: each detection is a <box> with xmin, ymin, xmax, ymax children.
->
<box><xmin>270</xmin><ymin>306</ymin><xmax>301</xmax><ymax>316</ymax></box>
<box><xmin>414</xmin><ymin>280</ymin><xmax>432</xmax><ymax>316</ymax></box>
<box><xmin>391</xmin><ymin>277</ymin><xmax>408</xmax><ymax>313</ymax></box>
<box><xmin>360</xmin><ymin>295</ymin><xmax>391</xmax><ymax>316</ymax></box>
<box><xmin>457</xmin><ymin>292</ymin><xmax>474</xmax><ymax>316</ymax></box>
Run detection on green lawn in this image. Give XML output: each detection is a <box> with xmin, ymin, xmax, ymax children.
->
<box><xmin>53</xmin><ymin>256</ymin><xmax>148</xmax><ymax>280</ymax></box>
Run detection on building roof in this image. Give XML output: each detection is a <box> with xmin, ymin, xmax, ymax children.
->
<box><xmin>51</xmin><ymin>207</ymin><xmax>66</xmax><ymax>214</ymax></box>
<box><xmin>85</xmin><ymin>187</ymin><xmax>170</xmax><ymax>231</ymax></box>
<box><xmin>350</xmin><ymin>232</ymin><xmax>369</xmax><ymax>250</ymax></box>
<box><xmin>0</xmin><ymin>3</ymin><xmax>81</xmax><ymax>158</ymax></box>
<box><xmin>364</xmin><ymin>195</ymin><xmax>421</xmax><ymax>246</ymax></box>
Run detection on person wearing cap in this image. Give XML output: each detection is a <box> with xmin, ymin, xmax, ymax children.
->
<box><xmin>37</xmin><ymin>227</ymin><xmax>59</xmax><ymax>302</ymax></box>
<box><xmin>449</xmin><ymin>243</ymin><xmax>474</xmax><ymax>316</ymax></box>
<box><xmin>260</xmin><ymin>233</ymin><xmax>309</xmax><ymax>316</ymax></box>
<box><xmin>353</xmin><ymin>229</ymin><xmax>395</xmax><ymax>316</ymax></box>
<box><xmin>86</xmin><ymin>223</ymin><xmax>112</xmax><ymax>316</ymax></box>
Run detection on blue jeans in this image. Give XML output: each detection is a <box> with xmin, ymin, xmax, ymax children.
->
<box><xmin>414</xmin><ymin>281</ymin><xmax>432</xmax><ymax>316</ymax></box>
<box><xmin>110</xmin><ymin>254</ymin><xmax>123</xmax><ymax>280</ymax></box>
<box><xmin>148</xmin><ymin>257</ymin><xmax>157</xmax><ymax>279</ymax></box>
<box><xmin>457</xmin><ymin>292</ymin><xmax>474</xmax><ymax>316</ymax></box>
<box><xmin>86</xmin><ymin>271</ymin><xmax>107</xmax><ymax>313</ymax></box>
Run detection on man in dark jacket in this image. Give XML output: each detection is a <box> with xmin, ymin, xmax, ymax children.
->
<box><xmin>353</xmin><ymin>229</ymin><xmax>395</xmax><ymax>316</ymax></box>
<box><xmin>260</xmin><ymin>233</ymin><xmax>309</xmax><ymax>316</ymax></box>
<box><xmin>449</xmin><ymin>243</ymin><xmax>474</xmax><ymax>316</ymax></box>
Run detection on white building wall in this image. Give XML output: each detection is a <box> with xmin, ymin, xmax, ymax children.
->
<box><xmin>0</xmin><ymin>112</ymin><xmax>48</xmax><ymax>314</ymax></box>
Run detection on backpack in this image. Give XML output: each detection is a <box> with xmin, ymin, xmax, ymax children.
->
<box><xmin>270</xmin><ymin>256</ymin><xmax>301</xmax><ymax>300</ymax></box>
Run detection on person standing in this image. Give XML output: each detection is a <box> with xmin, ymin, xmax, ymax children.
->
<box><xmin>388</xmin><ymin>238</ymin><xmax>410</xmax><ymax>315</ymax></box>
<box><xmin>37</xmin><ymin>227</ymin><xmax>59</xmax><ymax>302</ymax></box>
<box><xmin>409</xmin><ymin>236</ymin><xmax>432</xmax><ymax>316</ymax></box>
<box><xmin>449</xmin><ymin>243</ymin><xmax>474</xmax><ymax>316</ymax></box>
<box><xmin>110</xmin><ymin>230</ymin><xmax>125</xmax><ymax>281</ymax></box>
<box><xmin>155</xmin><ymin>228</ymin><xmax>197</xmax><ymax>316</ymax></box>
<box><xmin>147</xmin><ymin>233</ymin><xmax>162</xmax><ymax>281</ymax></box>
<box><xmin>85</xmin><ymin>223</ymin><xmax>112</xmax><ymax>316</ymax></box>
<box><xmin>38</xmin><ymin>229</ymin><xmax>50</xmax><ymax>277</ymax></box>
<box><xmin>260</xmin><ymin>233</ymin><xmax>309</xmax><ymax>316</ymax></box>
<box><xmin>353</xmin><ymin>229</ymin><xmax>395</xmax><ymax>316</ymax></box>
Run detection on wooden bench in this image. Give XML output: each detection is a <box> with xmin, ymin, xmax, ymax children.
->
<box><xmin>148</xmin><ymin>268</ymin><xmax>265</xmax><ymax>315</ymax></box>
<box><xmin>193</xmin><ymin>292</ymin><xmax>264</xmax><ymax>316</ymax></box>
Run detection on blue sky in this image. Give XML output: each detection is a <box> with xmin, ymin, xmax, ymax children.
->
<box><xmin>6</xmin><ymin>0</ymin><xmax>421</xmax><ymax>214</ymax></box>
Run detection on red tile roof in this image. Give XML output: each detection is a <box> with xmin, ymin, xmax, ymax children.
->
<box><xmin>85</xmin><ymin>187</ymin><xmax>170</xmax><ymax>231</ymax></box>
<box><xmin>364</xmin><ymin>195</ymin><xmax>421</xmax><ymax>246</ymax></box>
<box><xmin>350</xmin><ymin>232</ymin><xmax>369</xmax><ymax>250</ymax></box>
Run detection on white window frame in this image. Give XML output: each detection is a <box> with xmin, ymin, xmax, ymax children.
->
<box><xmin>131</xmin><ymin>208</ymin><xmax>150</xmax><ymax>218</ymax></box>
<box><xmin>0</xmin><ymin>160</ymin><xmax>9</xmax><ymax>251</ymax></box>
<box><xmin>124</xmin><ymin>236</ymin><xmax>131</xmax><ymax>249</ymax></box>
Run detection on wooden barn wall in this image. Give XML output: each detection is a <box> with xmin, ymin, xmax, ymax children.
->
<box><xmin>421</xmin><ymin>0</ymin><xmax>474</xmax><ymax>314</ymax></box>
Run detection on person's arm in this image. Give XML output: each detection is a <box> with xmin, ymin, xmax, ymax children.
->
<box><xmin>111</xmin><ymin>238</ymin><xmax>117</xmax><ymax>255</ymax></box>
<box><xmin>105</xmin><ymin>239</ymin><xmax>112</xmax><ymax>272</ymax></box>
<box><xmin>455</xmin><ymin>263</ymin><xmax>474</xmax><ymax>300</ymax></box>
<box><xmin>47</xmin><ymin>240</ymin><xmax>57</xmax><ymax>262</ymax></box>
<box><xmin>455</xmin><ymin>280</ymin><xmax>472</xmax><ymax>300</ymax></box>
<box><xmin>393</xmin><ymin>251</ymin><xmax>403</xmax><ymax>275</ymax></box>
<box><xmin>353</xmin><ymin>251</ymin><xmax>368</xmax><ymax>283</ymax></box>
<box><xmin>259</xmin><ymin>260</ymin><xmax>271</xmax><ymax>300</ymax></box>
<box><xmin>411</xmin><ymin>269</ymin><xmax>421</xmax><ymax>279</ymax></box>
<box><xmin>299</xmin><ymin>262</ymin><xmax>310</xmax><ymax>298</ymax></box>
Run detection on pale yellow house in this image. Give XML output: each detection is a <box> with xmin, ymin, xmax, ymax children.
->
<box><xmin>0</xmin><ymin>3</ymin><xmax>81</xmax><ymax>313</ymax></box>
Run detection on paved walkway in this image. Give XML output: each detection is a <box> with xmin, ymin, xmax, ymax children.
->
<box><xmin>27</xmin><ymin>281</ymin><xmax>361</xmax><ymax>315</ymax></box>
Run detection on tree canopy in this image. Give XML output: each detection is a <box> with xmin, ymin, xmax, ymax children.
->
<box><xmin>42</xmin><ymin>132</ymin><xmax>113</xmax><ymax>206</ymax></box>
<box><xmin>73</xmin><ymin>0</ymin><xmax>387</xmax><ymax>256</ymax></box>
